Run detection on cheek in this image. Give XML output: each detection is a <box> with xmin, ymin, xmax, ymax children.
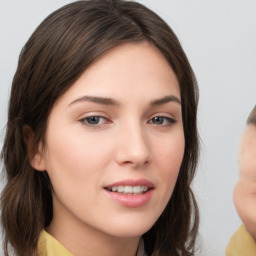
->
<box><xmin>234</xmin><ymin>180</ymin><xmax>256</xmax><ymax>237</ymax></box>
<box><xmin>46</xmin><ymin>120</ymin><xmax>112</xmax><ymax>164</ymax></box>
<box><xmin>43</xmin><ymin>126</ymin><xmax>112</xmax><ymax>191</ymax></box>
<box><xmin>149</xmin><ymin>134</ymin><xmax>185</xmax><ymax>220</ymax></box>
<box><xmin>240</xmin><ymin>152</ymin><xmax>256</xmax><ymax>182</ymax></box>
<box><xmin>157</xmin><ymin>131</ymin><xmax>185</xmax><ymax>170</ymax></box>
<box><xmin>43</xmin><ymin>134</ymin><xmax>108</xmax><ymax>211</ymax></box>
<box><xmin>153</xmin><ymin>132</ymin><xmax>185</xmax><ymax>191</ymax></box>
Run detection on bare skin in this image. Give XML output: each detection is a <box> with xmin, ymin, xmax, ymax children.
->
<box><xmin>234</xmin><ymin>125</ymin><xmax>256</xmax><ymax>240</ymax></box>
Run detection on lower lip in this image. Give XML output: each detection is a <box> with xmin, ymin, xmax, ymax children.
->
<box><xmin>104</xmin><ymin>189</ymin><xmax>154</xmax><ymax>208</ymax></box>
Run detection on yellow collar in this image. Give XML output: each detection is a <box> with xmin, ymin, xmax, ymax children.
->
<box><xmin>37</xmin><ymin>230</ymin><xmax>147</xmax><ymax>256</ymax></box>
<box><xmin>37</xmin><ymin>230</ymin><xmax>74</xmax><ymax>256</ymax></box>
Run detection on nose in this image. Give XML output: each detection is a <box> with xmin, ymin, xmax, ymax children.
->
<box><xmin>115</xmin><ymin>122</ymin><xmax>150</xmax><ymax>168</ymax></box>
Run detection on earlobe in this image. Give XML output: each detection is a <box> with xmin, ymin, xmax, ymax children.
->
<box><xmin>23</xmin><ymin>125</ymin><xmax>46</xmax><ymax>171</ymax></box>
<box><xmin>30</xmin><ymin>149</ymin><xmax>46</xmax><ymax>171</ymax></box>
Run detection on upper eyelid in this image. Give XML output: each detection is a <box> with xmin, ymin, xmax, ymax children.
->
<box><xmin>149</xmin><ymin>116</ymin><xmax>176</xmax><ymax>122</ymax></box>
<box><xmin>77</xmin><ymin>111</ymin><xmax>110</xmax><ymax>119</ymax></box>
<box><xmin>78</xmin><ymin>113</ymin><xmax>177</xmax><ymax>121</ymax></box>
<box><xmin>76</xmin><ymin>108</ymin><xmax>179</xmax><ymax>120</ymax></box>
<box><xmin>149</xmin><ymin>112</ymin><xmax>177</xmax><ymax>119</ymax></box>
<box><xmin>79</xmin><ymin>116</ymin><xmax>176</xmax><ymax>128</ymax></box>
<box><xmin>79</xmin><ymin>115</ymin><xmax>111</xmax><ymax>127</ymax></box>
<box><xmin>79</xmin><ymin>115</ymin><xmax>109</xmax><ymax>121</ymax></box>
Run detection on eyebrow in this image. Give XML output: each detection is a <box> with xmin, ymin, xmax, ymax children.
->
<box><xmin>150</xmin><ymin>95</ymin><xmax>181</xmax><ymax>106</ymax></box>
<box><xmin>69</xmin><ymin>96</ymin><xmax>120</xmax><ymax>106</ymax></box>
<box><xmin>69</xmin><ymin>95</ymin><xmax>181</xmax><ymax>107</ymax></box>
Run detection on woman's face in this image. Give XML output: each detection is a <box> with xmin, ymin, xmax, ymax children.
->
<box><xmin>35</xmin><ymin>42</ymin><xmax>185</xmax><ymax>240</ymax></box>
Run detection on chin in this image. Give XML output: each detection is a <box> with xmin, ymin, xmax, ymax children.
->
<box><xmin>106</xmin><ymin>219</ymin><xmax>154</xmax><ymax>238</ymax></box>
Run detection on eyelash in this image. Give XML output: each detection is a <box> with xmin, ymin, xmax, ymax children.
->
<box><xmin>148</xmin><ymin>116</ymin><xmax>177</xmax><ymax>126</ymax></box>
<box><xmin>79</xmin><ymin>116</ymin><xmax>110</xmax><ymax>126</ymax></box>
<box><xmin>79</xmin><ymin>115</ymin><xmax>176</xmax><ymax>127</ymax></box>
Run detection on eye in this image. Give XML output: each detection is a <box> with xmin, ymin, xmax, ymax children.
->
<box><xmin>80</xmin><ymin>116</ymin><xmax>109</xmax><ymax>126</ymax></box>
<box><xmin>149</xmin><ymin>116</ymin><xmax>176</xmax><ymax>126</ymax></box>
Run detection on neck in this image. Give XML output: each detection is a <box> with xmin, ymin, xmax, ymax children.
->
<box><xmin>46</xmin><ymin>208</ymin><xmax>141</xmax><ymax>256</ymax></box>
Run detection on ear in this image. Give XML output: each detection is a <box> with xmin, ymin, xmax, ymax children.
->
<box><xmin>23</xmin><ymin>125</ymin><xmax>46</xmax><ymax>171</ymax></box>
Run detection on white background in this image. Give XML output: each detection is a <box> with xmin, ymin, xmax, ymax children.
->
<box><xmin>0</xmin><ymin>0</ymin><xmax>256</xmax><ymax>255</ymax></box>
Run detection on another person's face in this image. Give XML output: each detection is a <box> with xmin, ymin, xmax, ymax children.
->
<box><xmin>239</xmin><ymin>126</ymin><xmax>256</xmax><ymax>181</ymax></box>
<box><xmin>35</xmin><ymin>42</ymin><xmax>185</xmax><ymax>239</ymax></box>
<box><xmin>234</xmin><ymin>125</ymin><xmax>256</xmax><ymax>238</ymax></box>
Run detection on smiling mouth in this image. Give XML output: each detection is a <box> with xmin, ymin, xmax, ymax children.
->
<box><xmin>105</xmin><ymin>185</ymin><xmax>150</xmax><ymax>194</ymax></box>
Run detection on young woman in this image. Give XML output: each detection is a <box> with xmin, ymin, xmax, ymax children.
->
<box><xmin>1</xmin><ymin>1</ymin><xmax>199</xmax><ymax>255</ymax></box>
<box><xmin>226</xmin><ymin>106</ymin><xmax>256</xmax><ymax>256</ymax></box>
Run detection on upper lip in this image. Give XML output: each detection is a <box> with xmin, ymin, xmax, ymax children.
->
<box><xmin>104</xmin><ymin>179</ymin><xmax>154</xmax><ymax>189</ymax></box>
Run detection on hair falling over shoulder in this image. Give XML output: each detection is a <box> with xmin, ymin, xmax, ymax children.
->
<box><xmin>1</xmin><ymin>1</ymin><xmax>200</xmax><ymax>255</ymax></box>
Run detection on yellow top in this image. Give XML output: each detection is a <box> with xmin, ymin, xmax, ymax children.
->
<box><xmin>226</xmin><ymin>225</ymin><xmax>256</xmax><ymax>256</ymax></box>
<box><xmin>37</xmin><ymin>230</ymin><xmax>74</xmax><ymax>256</ymax></box>
<box><xmin>37</xmin><ymin>230</ymin><xmax>147</xmax><ymax>256</ymax></box>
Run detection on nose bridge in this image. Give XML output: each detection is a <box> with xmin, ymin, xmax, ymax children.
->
<box><xmin>116</xmin><ymin>118</ymin><xmax>150</xmax><ymax>167</ymax></box>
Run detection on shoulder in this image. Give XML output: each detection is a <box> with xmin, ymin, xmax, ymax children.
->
<box><xmin>37</xmin><ymin>230</ymin><xmax>74</xmax><ymax>256</ymax></box>
<box><xmin>226</xmin><ymin>225</ymin><xmax>256</xmax><ymax>256</ymax></box>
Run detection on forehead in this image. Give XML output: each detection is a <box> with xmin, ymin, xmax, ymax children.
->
<box><xmin>49</xmin><ymin>42</ymin><xmax>181</xmax><ymax>119</ymax></box>
<box><xmin>56</xmin><ymin>42</ymin><xmax>180</xmax><ymax>103</ymax></box>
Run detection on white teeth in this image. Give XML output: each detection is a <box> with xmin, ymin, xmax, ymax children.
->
<box><xmin>112</xmin><ymin>186</ymin><xmax>118</xmax><ymax>192</ymax></box>
<box><xmin>133</xmin><ymin>186</ymin><xmax>141</xmax><ymax>193</ymax></box>
<box><xmin>124</xmin><ymin>186</ymin><xmax>133</xmax><ymax>193</ymax></box>
<box><xmin>117</xmin><ymin>186</ymin><xmax>124</xmax><ymax>193</ymax></box>
<box><xmin>110</xmin><ymin>186</ymin><xmax>148</xmax><ymax>194</ymax></box>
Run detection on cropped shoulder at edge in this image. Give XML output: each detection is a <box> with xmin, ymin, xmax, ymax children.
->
<box><xmin>226</xmin><ymin>225</ymin><xmax>256</xmax><ymax>256</ymax></box>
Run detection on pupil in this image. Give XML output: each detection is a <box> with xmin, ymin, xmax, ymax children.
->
<box><xmin>88</xmin><ymin>116</ymin><xmax>99</xmax><ymax>124</ymax></box>
<box><xmin>153</xmin><ymin>117</ymin><xmax>163</xmax><ymax>124</ymax></box>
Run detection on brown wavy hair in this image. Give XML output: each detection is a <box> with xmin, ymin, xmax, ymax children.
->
<box><xmin>247</xmin><ymin>106</ymin><xmax>256</xmax><ymax>126</ymax></box>
<box><xmin>1</xmin><ymin>0</ymin><xmax>199</xmax><ymax>255</ymax></box>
